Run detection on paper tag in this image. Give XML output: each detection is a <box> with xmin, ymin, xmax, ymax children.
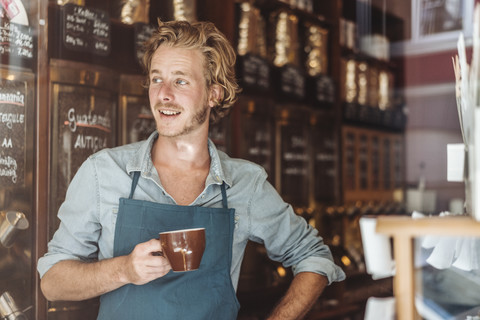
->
<box><xmin>447</xmin><ymin>143</ymin><xmax>465</xmax><ymax>182</ymax></box>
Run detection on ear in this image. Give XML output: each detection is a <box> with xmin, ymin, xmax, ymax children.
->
<box><xmin>208</xmin><ymin>84</ymin><xmax>223</xmax><ymax>108</ymax></box>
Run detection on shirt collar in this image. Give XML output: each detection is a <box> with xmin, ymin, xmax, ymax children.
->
<box><xmin>126</xmin><ymin>131</ymin><xmax>232</xmax><ymax>188</ymax></box>
<box><xmin>206</xmin><ymin>138</ymin><xmax>232</xmax><ymax>188</ymax></box>
<box><xmin>125</xmin><ymin>131</ymin><xmax>157</xmax><ymax>175</ymax></box>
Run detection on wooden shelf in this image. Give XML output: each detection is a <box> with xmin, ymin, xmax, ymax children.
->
<box><xmin>377</xmin><ymin>215</ymin><xmax>480</xmax><ymax>236</ymax></box>
<box><xmin>376</xmin><ymin>215</ymin><xmax>480</xmax><ymax>320</ymax></box>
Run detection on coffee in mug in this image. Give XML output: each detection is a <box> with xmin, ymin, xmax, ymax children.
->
<box><xmin>159</xmin><ymin>228</ymin><xmax>206</xmax><ymax>272</ymax></box>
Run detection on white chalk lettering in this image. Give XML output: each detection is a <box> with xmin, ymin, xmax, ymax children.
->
<box><xmin>74</xmin><ymin>7</ymin><xmax>96</xmax><ymax>20</ymax></box>
<box><xmin>73</xmin><ymin>134</ymin><xmax>107</xmax><ymax>153</ymax></box>
<box><xmin>0</xmin><ymin>112</ymin><xmax>25</xmax><ymax>129</ymax></box>
<box><xmin>284</xmin><ymin>167</ymin><xmax>308</xmax><ymax>176</ymax></box>
<box><xmin>283</xmin><ymin>152</ymin><xmax>308</xmax><ymax>161</ymax></box>
<box><xmin>0</xmin><ymin>155</ymin><xmax>17</xmax><ymax>170</ymax></box>
<box><xmin>0</xmin><ymin>91</ymin><xmax>25</xmax><ymax>106</ymax></box>
<box><xmin>67</xmin><ymin>108</ymin><xmax>111</xmax><ymax>132</ymax></box>
<box><xmin>0</xmin><ymin>167</ymin><xmax>17</xmax><ymax>183</ymax></box>
<box><xmin>291</xmin><ymin>136</ymin><xmax>306</xmax><ymax>148</ymax></box>
<box><xmin>0</xmin><ymin>152</ymin><xmax>18</xmax><ymax>184</ymax></box>
<box><xmin>1</xmin><ymin>138</ymin><xmax>12</xmax><ymax>148</ymax></box>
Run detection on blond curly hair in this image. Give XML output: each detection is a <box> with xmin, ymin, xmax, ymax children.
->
<box><xmin>143</xmin><ymin>19</ymin><xmax>241</xmax><ymax>123</ymax></box>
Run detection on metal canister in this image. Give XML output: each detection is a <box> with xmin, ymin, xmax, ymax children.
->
<box><xmin>0</xmin><ymin>292</ymin><xmax>28</xmax><ymax>320</ymax></box>
<box><xmin>304</xmin><ymin>23</ymin><xmax>328</xmax><ymax>76</ymax></box>
<box><xmin>110</xmin><ymin>0</ymin><xmax>150</xmax><ymax>24</ymax></box>
<box><xmin>236</xmin><ymin>2</ymin><xmax>267</xmax><ymax>58</ymax></box>
<box><xmin>341</xmin><ymin>58</ymin><xmax>357</xmax><ymax>104</ymax></box>
<box><xmin>357</xmin><ymin>61</ymin><xmax>368</xmax><ymax>106</ymax></box>
<box><xmin>57</xmin><ymin>0</ymin><xmax>85</xmax><ymax>5</ymax></box>
<box><xmin>270</xmin><ymin>10</ymin><xmax>299</xmax><ymax>67</ymax></box>
<box><xmin>0</xmin><ymin>211</ymin><xmax>29</xmax><ymax>248</ymax></box>
<box><xmin>378</xmin><ymin>69</ymin><xmax>393</xmax><ymax>110</ymax></box>
<box><xmin>173</xmin><ymin>0</ymin><xmax>197</xmax><ymax>22</ymax></box>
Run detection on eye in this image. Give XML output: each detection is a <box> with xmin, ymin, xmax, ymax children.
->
<box><xmin>151</xmin><ymin>77</ymin><xmax>162</xmax><ymax>84</ymax></box>
<box><xmin>176</xmin><ymin>79</ymin><xmax>188</xmax><ymax>85</ymax></box>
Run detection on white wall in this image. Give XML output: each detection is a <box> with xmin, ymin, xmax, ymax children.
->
<box><xmin>404</xmin><ymin>82</ymin><xmax>465</xmax><ymax>211</ymax></box>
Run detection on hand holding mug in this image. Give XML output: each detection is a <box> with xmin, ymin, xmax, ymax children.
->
<box><xmin>125</xmin><ymin>239</ymin><xmax>171</xmax><ymax>285</ymax></box>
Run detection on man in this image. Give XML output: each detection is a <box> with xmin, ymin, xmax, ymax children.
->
<box><xmin>38</xmin><ymin>19</ymin><xmax>345</xmax><ymax>319</ymax></box>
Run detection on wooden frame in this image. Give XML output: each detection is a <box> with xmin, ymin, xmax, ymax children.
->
<box><xmin>411</xmin><ymin>0</ymin><xmax>474</xmax><ymax>43</ymax></box>
<box><xmin>376</xmin><ymin>216</ymin><xmax>480</xmax><ymax>320</ymax></box>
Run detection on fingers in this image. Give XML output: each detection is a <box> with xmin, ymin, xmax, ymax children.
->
<box><xmin>138</xmin><ymin>238</ymin><xmax>163</xmax><ymax>255</ymax></box>
<box><xmin>125</xmin><ymin>239</ymin><xmax>172</xmax><ymax>285</ymax></box>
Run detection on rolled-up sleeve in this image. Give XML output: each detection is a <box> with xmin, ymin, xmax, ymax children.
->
<box><xmin>37</xmin><ymin>157</ymin><xmax>101</xmax><ymax>278</ymax></box>
<box><xmin>247</xmin><ymin>173</ymin><xmax>346</xmax><ymax>284</ymax></box>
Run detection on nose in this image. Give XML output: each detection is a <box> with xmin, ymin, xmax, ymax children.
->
<box><xmin>157</xmin><ymin>83</ymin><xmax>173</xmax><ymax>102</ymax></box>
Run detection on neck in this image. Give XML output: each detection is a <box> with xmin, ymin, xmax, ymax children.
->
<box><xmin>152</xmin><ymin>134</ymin><xmax>211</xmax><ymax>170</ymax></box>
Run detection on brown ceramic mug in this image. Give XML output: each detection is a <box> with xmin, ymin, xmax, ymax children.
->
<box><xmin>159</xmin><ymin>228</ymin><xmax>206</xmax><ymax>272</ymax></box>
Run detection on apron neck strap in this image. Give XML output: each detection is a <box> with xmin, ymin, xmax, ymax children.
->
<box><xmin>129</xmin><ymin>171</ymin><xmax>141</xmax><ymax>199</ymax></box>
<box><xmin>220</xmin><ymin>182</ymin><xmax>228</xmax><ymax>209</ymax></box>
<box><xmin>129</xmin><ymin>171</ymin><xmax>229</xmax><ymax>209</ymax></box>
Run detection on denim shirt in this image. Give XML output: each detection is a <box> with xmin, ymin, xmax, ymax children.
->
<box><xmin>37</xmin><ymin>131</ymin><xmax>345</xmax><ymax>289</ymax></box>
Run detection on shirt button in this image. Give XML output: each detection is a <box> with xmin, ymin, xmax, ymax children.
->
<box><xmin>201</xmin><ymin>195</ymin><xmax>205</xmax><ymax>198</ymax></box>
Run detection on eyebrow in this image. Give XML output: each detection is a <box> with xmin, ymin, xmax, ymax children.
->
<box><xmin>150</xmin><ymin>69</ymin><xmax>191</xmax><ymax>77</ymax></box>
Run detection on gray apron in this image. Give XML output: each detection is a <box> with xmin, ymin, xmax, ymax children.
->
<box><xmin>97</xmin><ymin>171</ymin><xmax>240</xmax><ymax>319</ymax></box>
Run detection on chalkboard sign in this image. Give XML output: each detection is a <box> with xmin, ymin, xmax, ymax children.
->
<box><xmin>358</xmin><ymin>134</ymin><xmax>368</xmax><ymax>190</ymax></box>
<box><xmin>56</xmin><ymin>85</ymin><xmax>115</xmax><ymax>180</ymax></box>
<box><xmin>273</xmin><ymin>65</ymin><xmax>305</xmax><ymax>101</ymax></box>
<box><xmin>0</xmin><ymin>20</ymin><xmax>34</xmax><ymax>67</ymax></box>
<box><xmin>209</xmin><ymin>115</ymin><xmax>231</xmax><ymax>153</ymax></box>
<box><xmin>344</xmin><ymin>131</ymin><xmax>355</xmax><ymax>191</ymax></box>
<box><xmin>369</xmin><ymin>107</ymin><xmax>382</xmax><ymax>126</ymax></box>
<box><xmin>51</xmin><ymin>83</ymin><xmax>116</xmax><ymax>234</ymax></box>
<box><xmin>62</xmin><ymin>3</ymin><xmax>111</xmax><ymax>56</ymax></box>
<box><xmin>280</xmin><ymin>124</ymin><xmax>309</xmax><ymax>207</ymax></box>
<box><xmin>0</xmin><ymin>78</ymin><xmax>26</xmax><ymax>187</ymax></box>
<box><xmin>382</xmin><ymin>109</ymin><xmax>393</xmax><ymax>127</ymax></box>
<box><xmin>357</xmin><ymin>104</ymin><xmax>371</xmax><ymax>123</ymax></box>
<box><xmin>241</xmin><ymin>114</ymin><xmax>273</xmax><ymax>178</ymax></box>
<box><xmin>124</xmin><ymin>96</ymin><xmax>155</xmax><ymax>144</ymax></box>
<box><xmin>134</xmin><ymin>23</ymin><xmax>155</xmax><ymax>66</ymax></box>
<box><xmin>313</xmin><ymin>126</ymin><xmax>336</xmax><ymax>202</ymax></box>
<box><xmin>313</xmin><ymin>75</ymin><xmax>335</xmax><ymax>104</ymax></box>
<box><xmin>234</xmin><ymin>97</ymin><xmax>274</xmax><ymax>183</ymax></box>
<box><xmin>343</xmin><ymin>102</ymin><xmax>357</xmax><ymax>121</ymax></box>
<box><xmin>237</xmin><ymin>54</ymin><xmax>270</xmax><ymax>92</ymax></box>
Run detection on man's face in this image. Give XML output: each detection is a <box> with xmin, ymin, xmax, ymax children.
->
<box><xmin>148</xmin><ymin>45</ymin><xmax>213</xmax><ymax>138</ymax></box>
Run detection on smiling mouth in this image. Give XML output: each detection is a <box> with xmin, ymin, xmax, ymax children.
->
<box><xmin>160</xmin><ymin>110</ymin><xmax>181</xmax><ymax>116</ymax></box>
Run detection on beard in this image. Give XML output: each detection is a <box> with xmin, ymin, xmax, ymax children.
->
<box><xmin>154</xmin><ymin>101</ymin><xmax>209</xmax><ymax>137</ymax></box>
